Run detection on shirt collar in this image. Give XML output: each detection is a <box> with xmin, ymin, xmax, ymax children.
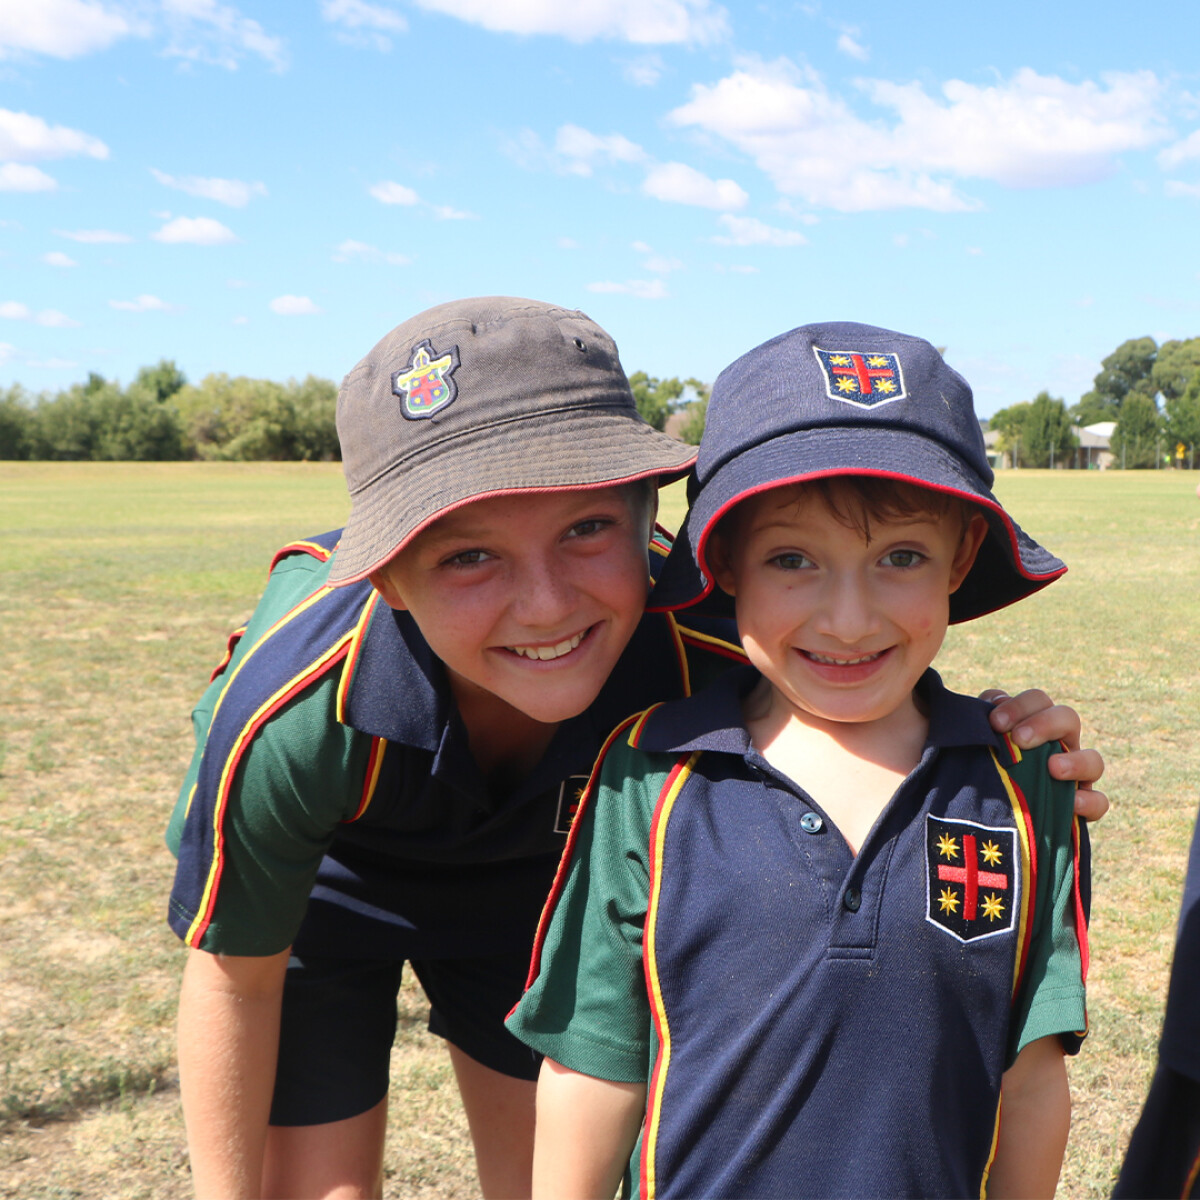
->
<box><xmin>635</xmin><ymin>666</ymin><xmax>1003</xmax><ymax>757</ymax></box>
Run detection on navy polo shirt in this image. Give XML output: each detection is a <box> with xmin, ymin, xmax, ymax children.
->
<box><xmin>166</xmin><ymin>530</ymin><xmax>744</xmax><ymax>960</ymax></box>
<box><xmin>509</xmin><ymin>667</ymin><xmax>1089</xmax><ymax>1199</ymax></box>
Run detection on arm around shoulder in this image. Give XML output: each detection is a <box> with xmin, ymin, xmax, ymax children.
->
<box><xmin>987</xmin><ymin>1035</ymin><xmax>1071</xmax><ymax>1199</ymax></box>
<box><xmin>177</xmin><ymin>946</ymin><xmax>291</xmax><ymax>1199</ymax></box>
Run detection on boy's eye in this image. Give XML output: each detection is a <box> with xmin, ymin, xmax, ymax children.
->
<box><xmin>442</xmin><ymin>548</ymin><xmax>492</xmax><ymax>568</ymax></box>
<box><xmin>771</xmin><ymin>552</ymin><xmax>813</xmax><ymax>571</ymax></box>
<box><xmin>884</xmin><ymin>549</ymin><xmax>924</xmax><ymax>568</ymax></box>
<box><xmin>567</xmin><ymin>517</ymin><xmax>612</xmax><ymax>539</ymax></box>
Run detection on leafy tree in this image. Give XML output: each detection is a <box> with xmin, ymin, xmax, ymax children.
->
<box><xmin>1165</xmin><ymin>373</ymin><xmax>1200</xmax><ymax>466</ymax></box>
<box><xmin>1112</xmin><ymin>392</ymin><xmax>1163</xmax><ymax>468</ymax></box>
<box><xmin>287</xmin><ymin>375</ymin><xmax>340</xmax><ymax>460</ymax></box>
<box><xmin>128</xmin><ymin>358</ymin><xmax>187</xmax><ymax>405</ymax></box>
<box><xmin>1151</xmin><ymin>338</ymin><xmax>1200</xmax><ymax>405</ymax></box>
<box><xmin>628</xmin><ymin>372</ymin><xmax>683</xmax><ymax>432</ymax></box>
<box><xmin>91</xmin><ymin>390</ymin><xmax>188</xmax><ymax>460</ymax></box>
<box><xmin>1022</xmin><ymin>392</ymin><xmax>1077</xmax><ymax>468</ymax></box>
<box><xmin>987</xmin><ymin>402</ymin><xmax>1033</xmax><ymax>466</ymax></box>
<box><xmin>1071</xmin><ymin>336</ymin><xmax>1157</xmax><ymax>423</ymax></box>
<box><xmin>0</xmin><ymin>385</ymin><xmax>33</xmax><ymax>459</ymax></box>
<box><xmin>29</xmin><ymin>382</ymin><xmax>107</xmax><ymax>459</ymax></box>
<box><xmin>677</xmin><ymin>377</ymin><xmax>711</xmax><ymax>445</ymax></box>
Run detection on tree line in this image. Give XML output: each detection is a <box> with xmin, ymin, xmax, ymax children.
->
<box><xmin>989</xmin><ymin>335</ymin><xmax>1200</xmax><ymax>469</ymax></box>
<box><xmin>2</xmin><ymin>336</ymin><xmax>1198</xmax><ymax>465</ymax></box>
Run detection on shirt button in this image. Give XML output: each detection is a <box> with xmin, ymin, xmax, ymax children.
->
<box><xmin>799</xmin><ymin>812</ymin><xmax>823</xmax><ymax>834</ymax></box>
<box><xmin>843</xmin><ymin>888</ymin><xmax>862</xmax><ymax>913</ymax></box>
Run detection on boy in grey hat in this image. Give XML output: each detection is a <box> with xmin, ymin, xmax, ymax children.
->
<box><xmin>166</xmin><ymin>299</ymin><xmax>1106</xmax><ymax>1198</ymax></box>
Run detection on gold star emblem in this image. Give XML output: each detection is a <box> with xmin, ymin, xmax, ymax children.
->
<box><xmin>981</xmin><ymin>893</ymin><xmax>1006</xmax><ymax>921</ymax></box>
<box><xmin>874</xmin><ymin>378</ymin><xmax>896</xmax><ymax>394</ymax></box>
<box><xmin>866</xmin><ymin>355</ymin><xmax>889</xmax><ymax>368</ymax></box>
<box><xmin>938</xmin><ymin>887</ymin><xmax>959</xmax><ymax>914</ymax></box>
<box><xmin>980</xmin><ymin>840</ymin><xmax>1003</xmax><ymax>866</ymax></box>
<box><xmin>829</xmin><ymin>354</ymin><xmax>850</xmax><ymax>365</ymax></box>
<box><xmin>835</xmin><ymin>376</ymin><xmax>857</xmax><ymax>393</ymax></box>
<box><xmin>936</xmin><ymin>833</ymin><xmax>959</xmax><ymax>860</ymax></box>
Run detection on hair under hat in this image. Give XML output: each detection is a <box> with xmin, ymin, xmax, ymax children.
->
<box><xmin>649</xmin><ymin>320</ymin><xmax>1065</xmax><ymax>623</ymax></box>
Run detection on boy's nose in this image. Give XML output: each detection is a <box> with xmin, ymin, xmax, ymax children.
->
<box><xmin>512</xmin><ymin>558</ymin><xmax>576</xmax><ymax>627</ymax></box>
<box><xmin>813</xmin><ymin>575</ymin><xmax>880</xmax><ymax>642</ymax></box>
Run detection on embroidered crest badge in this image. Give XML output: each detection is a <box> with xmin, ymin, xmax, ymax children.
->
<box><xmin>392</xmin><ymin>339</ymin><xmax>461</xmax><ymax>420</ymax></box>
<box><xmin>813</xmin><ymin>346</ymin><xmax>906</xmax><ymax>408</ymax></box>
<box><xmin>554</xmin><ymin>774</ymin><xmax>591</xmax><ymax>835</ymax></box>
<box><xmin>925</xmin><ymin>815</ymin><xmax>1018</xmax><ymax>942</ymax></box>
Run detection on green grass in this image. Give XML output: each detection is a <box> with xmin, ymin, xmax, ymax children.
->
<box><xmin>1</xmin><ymin>462</ymin><xmax>1197</xmax><ymax>1197</ymax></box>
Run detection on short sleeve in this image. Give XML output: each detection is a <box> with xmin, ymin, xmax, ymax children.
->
<box><xmin>1007</xmin><ymin>745</ymin><xmax>1090</xmax><ymax>1062</ymax></box>
<box><xmin>507</xmin><ymin>734</ymin><xmax>668</xmax><ymax>1084</ymax></box>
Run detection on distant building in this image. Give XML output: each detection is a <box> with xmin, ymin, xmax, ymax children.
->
<box><xmin>1075</xmin><ymin>421</ymin><xmax>1115</xmax><ymax>469</ymax></box>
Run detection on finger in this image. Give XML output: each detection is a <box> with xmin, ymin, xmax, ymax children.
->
<box><xmin>977</xmin><ymin>688</ymin><xmax>1011</xmax><ymax>707</ymax></box>
<box><xmin>1072</xmin><ymin>786</ymin><xmax>1110</xmax><ymax>822</ymax></box>
<box><xmin>1047</xmin><ymin>747</ymin><xmax>1105</xmax><ymax>787</ymax></box>
<box><xmin>997</xmin><ymin>704</ymin><xmax>1084</xmax><ymax>754</ymax></box>
<box><xmin>985</xmin><ymin>689</ymin><xmax>1057</xmax><ymax>735</ymax></box>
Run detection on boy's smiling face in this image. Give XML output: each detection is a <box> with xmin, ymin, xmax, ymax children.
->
<box><xmin>711</xmin><ymin>482</ymin><xmax>986</xmax><ymax>730</ymax></box>
<box><xmin>370</xmin><ymin>485</ymin><xmax>654</xmax><ymax>726</ymax></box>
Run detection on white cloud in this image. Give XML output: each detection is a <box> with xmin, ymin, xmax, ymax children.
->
<box><xmin>623</xmin><ymin>53</ymin><xmax>664</xmax><ymax>87</ymax></box>
<box><xmin>0</xmin><ymin>341</ymin><xmax>14</xmax><ymax>363</ymax></box>
<box><xmin>109</xmin><ymin>294</ymin><xmax>172</xmax><ymax>312</ymax></box>
<box><xmin>36</xmin><ymin>309</ymin><xmax>79</xmax><ymax>327</ymax></box>
<box><xmin>633</xmin><ymin>241</ymin><xmax>683</xmax><ymax>272</ymax></box>
<box><xmin>0</xmin><ymin>163</ymin><xmax>57</xmax><ymax>192</ymax></box>
<box><xmin>1158</xmin><ymin>128</ymin><xmax>1200</xmax><ymax>169</ymax></box>
<box><xmin>586</xmin><ymin>278</ymin><xmax>668</xmax><ymax>299</ymax></box>
<box><xmin>56</xmin><ymin>228</ymin><xmax>133</xmax><ymax>243</ymax></box>
<box><xmin>432</xmin><ymin>204</ymin><xmax>477</xmax><ymax>220</ymax></box>
<box><xmin>1166</xmin><ymin>180</ymin><xmax>1200</xmax><ymax>199</ymax></box>
<box><xmin>836</xmin><ymin>32</ymin><xmax>868</xmax><ymax>61</ymax></box>
<box><xmin>233</xmin><ymin>315</ymin><xmax>249</xmax><ymax>325</ymax></box>
<box><xmin>0</xmin><ymin>301</ymin><xmax>80</xmax><ymax>325</ymax></box>
<box><xmin>554</xmin><ymin>124</ymin><xmax>647</xmax><ymax>176</ymax></box>
<box><xmin>43</xmin><ymin>251</ymin><xmax>78</xmax><ymax>267</ymax></box>
<box><xmin>711</xmin><ymin>214</ymin><xmax>806</xmax><ymax>246</ymax></box>
<box><xmin>322</xmin><ymin>0</ymin><xmax>407</xmax><ymax>49</ymax></box>
<box><xmin>410</xmin><ymin>0</ymin><xmax>727</xmax><ymax>44</ymax></box>
<box><xmin>150</xmin><ymin>167</ymin><xmax>267</xmax><ymax>207</ymax></box>
<box><xmin>151</xmin><ymin>216</ymin><xmax>238</xmax><ymax>244</ymax></box>
<box><xmin>0</xmin><ymin>109</ymin><xmax>108</xmax><ymax>162</ymax></box>
<box><xmin>642</xmin><ymin>161</ymin><xmax>748</xmax><ymax>210</ymax></box>
<box><xmin>270</xmin><ymin>294</ymin><xmax>322</xmax><ymax>315</ymax></box>
<box><xmin>161</xmin><ymin>0</ymin><xmax>287</xmax><ymax>71</ymax></box>
<box><xmin>332</xmin><ymin>238</ymin><xmax>410</xmax><ymax>265</ymax></box>
<box><xmin>370</xmin><ymin>180</ymin><xmax>420</xmax><ymax>205</ymax></box>
<box><xmin>557</xmin><ymin>236</ymin><xmax>579</xmax><ymax>249</ymax></box>
<box><xmin>669</xmin><ymin>61</ymin><xmax>1168</xmax><ymax>211</ymax></box>
<box><xmin>0</xmin><ymin>0</ymin><xmax>131</xmax><ymax>60</ymax></box>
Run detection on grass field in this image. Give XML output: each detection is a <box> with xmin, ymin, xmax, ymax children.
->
<box><xmin>1</xmin><ymin>462</ymin><xmax>1197</xmax><ymax>1198</ymax></box>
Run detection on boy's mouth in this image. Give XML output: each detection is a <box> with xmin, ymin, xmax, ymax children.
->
<box><xmin>803</xmin><ymin>649</ymin><xmax>886</xmax><ymax>666</ymax></box>
<box><xmin>505</xmin><ymin>627</ymin><xmax>590</xmax><ymax>661</ymax></box>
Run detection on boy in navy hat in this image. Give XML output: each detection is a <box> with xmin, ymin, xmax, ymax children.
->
<box><xmin>509</xmin><ymin>321</ymin><xmax>1091</xmax><ymax>1199</ymax></box>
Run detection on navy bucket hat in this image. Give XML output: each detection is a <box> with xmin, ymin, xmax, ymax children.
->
<box><xmin>649</xmin><ymin>321</ymin><xmax>1065</xmax><ymax>624</ymax></box>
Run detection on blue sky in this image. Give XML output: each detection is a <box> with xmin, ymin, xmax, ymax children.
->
<box><xmin>1</xmin><ymin>0</ymin><xmax>1198</xmax><ymax>416</ymax></box>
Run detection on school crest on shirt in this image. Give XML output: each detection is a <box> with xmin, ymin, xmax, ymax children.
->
<box><xmin>925</xmin><ymin>815</ymin><xmax>1018</xmax><ymax>942</ymax></box>
<box><xmin>813</xmin><ymin>346</ymin><xmax>906</xmax><ymax>408</ymax></box>
<box><xmin>554</xmin><ymin>775</ymin><xmax>591</xmax><ymax>835</ymax></box>
<box><xmin>393</xmin><ymin>339</ymin><xmax>460</xmax><ymax>419</ymax></box>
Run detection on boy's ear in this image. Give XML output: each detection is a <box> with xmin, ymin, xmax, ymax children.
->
<box><xmin>368</xmin><ymin>566</ymin><xmax>408</xmax><ymax>611</ymax></box>
<box><xmin>948</xmin><ymin>514</ymin><xmax>989</xmax><ymax>594</ymax></box>
<box><xmin>706</xmin><ymin>533</ymin><xmax>738</xmax><ymax>597</ymax></box>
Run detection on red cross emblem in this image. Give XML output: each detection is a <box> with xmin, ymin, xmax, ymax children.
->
<box><xmin>814</xmin><ymin>346</ymin><xmax>906</xmax><ymax>407</ymax></box>
<box><xmin>926</xmin><ymin>816</ymin><xmax>1017</xmax><ymax>942</ymax></box>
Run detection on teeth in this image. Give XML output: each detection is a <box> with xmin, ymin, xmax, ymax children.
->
<box><xmin>808</xmin><ymin>650</ymin><xmax>882</xmax><ymax>666</ymax></box>
<box><xmin>509</xmin><ymin>632</ymin><xmax>584</xmax><ymax>661</ymax></box>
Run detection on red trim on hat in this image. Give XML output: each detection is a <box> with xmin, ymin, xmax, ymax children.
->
<box><xmin>683</xmin><ymin>468</ymin><xmax>1066</xmax><ymax>622</ymax></box>
<box><xmin>332</xmin><ymin>462</ymin><xmax>696</xmax><ymax>587</ymax></box>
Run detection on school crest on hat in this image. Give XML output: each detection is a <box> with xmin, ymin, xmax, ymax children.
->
<box><xmin>925</xmin><ymin>815</ymin><xmax>1018</xmax><ymax>942</ymax></box>
<box><xmin>814</xmin><ymin>346</ymin><xmax>906</xmax><ymax>407</ymax></box>
<box><xmin>392</xmin><ymin>339</ymin><xmax>460</xmax><ymax>419</ymax></box>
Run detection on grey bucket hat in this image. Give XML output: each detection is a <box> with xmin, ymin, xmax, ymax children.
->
<box><xmin>329</xmin><ymin>296</ymin><xmax>697</xmax><ymax>585</ymax></box>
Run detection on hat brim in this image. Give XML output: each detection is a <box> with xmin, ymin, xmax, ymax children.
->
<box><xmin>649</xmin><ymin>426</ymin><xmax>1065</xmax><ymax>624</ymax></box>
<box><xmin>329</xmin><ymin>407</ymin><xmax>697</xmax><ymax>585</ymax></box>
